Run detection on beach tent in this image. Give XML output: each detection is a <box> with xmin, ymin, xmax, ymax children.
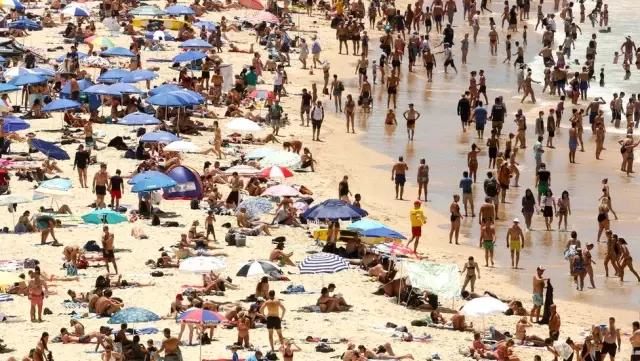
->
<box><xmin>163</xmin><ymin>166</ymin><xmax>204</xmax><ymax>200</ymax></box>
<box><xmin>398</xmin><ymin>261</ymin><xmax>461</xmax><ymax>299</ymax></box>
<box><xmin>60</xmin><ymin>78</ymin><xmax>100</xmax><ymax>111</ymax></box>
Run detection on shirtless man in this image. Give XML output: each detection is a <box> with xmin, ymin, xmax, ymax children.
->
<box><xmin>102</xmin><ymin>226</ymin><xmax>118</xmax><ymax>274</ymax></box>
<box><xmin>154</xmin><ymin>328</ymin><xmax>180</xmax><ymax>361</ymax></box>
<box><xmin>102</xmin><ymin>345</ymin><xmax>123</xmax><ymax>361</ymax></box>
<box><xmin>478</xmin><ymin>197</ymin><xmax>495</xmax><ymax>225</ymax></box>
<box><xmin>461</xmin><ymin>256</ymin><xmax>480</xmax><ymax>293</ymax></box>
<box><xmin>84</xmin><ymin>119</ymin><xmax>95</xmax><ymax>149</ymax></box>
<box><xmin>403</xmin><ymin>103</ymin><xmax>421</xmax><ymax>140</ymax></box>
<box><xmin>391</xmin><ymin>156</ymin><xmax>409</xmax><ymax>200</ymax></box>
<box><xmin>387</xmin><ymin>70</ymin><xmax>400</xmax><ymax>108</ymax></box>
<box><xmin>226</xmin><ymin>172</ymin><xmax>244</xmax><ymax>207</ymax></box>
<box><xmin>621</xmin><ymin>36</ymin><xmax>637</xmax><ymax>64</ymax></box>
<box><xmin>521</xmin><ymin>70</ymin><xmax>541</xmax><ymax>103</ymax></box>
<box><xmin>548</xmin><ymin>304</ymin><xmax>561</xmax><ymax>341</ymax></box>
<box><xmin>602</xmin><ymin>317</ymin><xmax>621</xmax><ymax>361</ymax></box>
<box><xmin>92</xmin><ymin>163</ymin><xmax>109</xmax><ymax>206</ymax></box>
<box><xmin>479</xmin><ymin>218</ymin><xmax>495</xmax><ymax>267</ymax></box>
<box><xmin>355</xmin><ymin>53</ymin><xmax>369</xmax><ymax>88</ymax></box>
<box><xmin>259</xmin><ymin>290</ymin><xmax>286</xmax><ymax>352</ymax></box>
<box><xmin>506</xmin><ymin>218</ymin><xmax>525</xmax><ymax>268</ymax></box>
<box><xmin>28</xmin><ymin>267</ymin><xmax>48</xmax><ymax>322</ymax></box>
<box><xmin>488</xmin><ymin>26</ymin><xmax>499</xmax><ymax>56</ymax></box>
<box><xmin>530</xmin><ymin>266</ymin><xmax>548</xmax><ymax>323</ymax></box>
<box><xmin>629</xmin><ymin>321</ymin><xmax>639</xmax><ymax>361</ymax></box>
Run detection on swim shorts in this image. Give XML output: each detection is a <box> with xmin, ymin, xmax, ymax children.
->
<box><xmin>631</xmin><ymin>347</ymin><xmax>640</xmax><ymax>361</ymax></box>
<box><xmin>395</xmin><ymin>174</ymin><xmax>406</xmax><ymax>186</ymax></box>
<box><xmin>537</xmin><ymin>183</ymin><xmax>549</xmax><ymax>196</ymax></box>
<box><xmin>532</xmin><ymin>292</ymin><xmax>543</xmax><ymax>307</ymax></box>
<box><xmin>411</xmin><ymin>226</ymin><xmax>422</xmax><ymax>237</ymax></box>
<box><xmin>266</xmin><ymin>316</ymin><xmax>282</xmax><ymax>329</ymax></box>
<box><xmin>601</xmin><ymin>342</ymin><xmax>616</xmax><ymax>357</ymax></box>
<box><xmin>102</xmin><ymin>249</ymin><xmax>115</xmax><ymax>261</ymax></box>
<box><xmin>510</xmin><ymin>240</ymin><xmax>522</xmax><ymax>252</ymax></box>
<box><xmin>29</xmin><ymin>293</ymin><xmax>44</xmax><ymax>307</ymax></box>
<box><xmin>95</xmin><ymin>185</ymin><xmax>107</xmax><ymax>196</ymax></box>
<box><xmin>110</xmin><ymin>190</ymin><xmax>121</xmax><ymax>199</ymax></box>
<box><xmin>483</xmin><ymin>240</ymin><xmax>494</xmax><ymax>250</ymax></box>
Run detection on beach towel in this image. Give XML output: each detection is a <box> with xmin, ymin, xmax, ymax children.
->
<box><xmin>0</xmin><ymin>293</ymin><xmax>14</xmax><ymax>302</ymax></box>
<box><xmin>304</xmin><ymin>337</ymin><xmax>348</xmax><ymax>344</ymax></box>
<box><xmin>296</xmin><ymin>305</ymin><xmax>321</xmax><ymax>313</ymax></box>
<box><xmin>281</xmin><ymin>284</ymin><xmax>316</xmax><ymax>294</ymax></box>
<box><xmin>111</xmin><ymin>327</ymin><xmax>159</xmax><ymax>336</ymax></box>
<box><xmin>62</xmin><ymin>301</ymin><xmax>88</xmax><ymax>309</ymax></box>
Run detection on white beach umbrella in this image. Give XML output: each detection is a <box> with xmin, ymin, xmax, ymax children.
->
<box><xmin>460</xmin><ymin>296</ymin><xmax>509</xmax><ymax>316</ymax></box>
<box><xmin>259</xmin><ymin>151</ymin><xmax>302</xmax><ymax>168</ymax></box>
<box><xmin>163</xmin><ymin>141</ymin><xmax>201</xmax><ymax>153</ymax></box>
<box><xmin>226</xmin><ymin>117</ymin><xmax>261</xmax><ymax>133</ymax></box>
<box><xmin>179</xmin><ymin>256</ymin><xmax>226</xmax><ymax>274</ymax></box>
<box><xmin>223</xmin><ymin>165</ymin><xmax>260</xmax><ymax>176</ymax></box>
<box><xmin>4</xmin><ymin>67</ymin><xmax>31</xmax><ymax>78</ymax></box>
<box><xmin>80</xmin><ymin>56</ymin><xmax>111</xmax><ymax>68</ymax></box>
<box><xmin>34</xmin><ymin>187</ymin><xmax>74</xmax><ymax>197</ymax></box>
<box><xmin>263</xmin><ymin>184</ymin><xmax>300</xmax><ymax>197</ymax></box>
<box><xmin>0</xmin><ymin>195</ymin><xmax>30</xmax><ymax>206</ymax></box>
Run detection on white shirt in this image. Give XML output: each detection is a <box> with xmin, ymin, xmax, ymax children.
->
<box><xmin>553</xmin><ymin>341</ymin><xmax>574</xmax><ymax>360</ymax></box>
<box><xmin>548</xmin><ymin>18</ymin><xmax>557</xmax><ymax>31</ymax></box>
<box><xmin>274</xmin><ymin>71</ymin><xmax>283</xmax><ymax>86</ymax></box>
<box><xmin>311</xmin><ymin>106</ymin><xmax>323</xmax><ymax>120</ymax></box>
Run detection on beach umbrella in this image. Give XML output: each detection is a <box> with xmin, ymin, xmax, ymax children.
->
<box><xmin>82</xmin><ymin>84</ymin><xmax>122</xmax><ymax>97</ymax></box>
<box><xmin>236</xmin><ymin>260</ymin><xmax>280</xmax><ymax>277</ymax></box>
<box><xmin>245</xmin><ymin>147</ymin><xmax>276</xmax><ymax>159</ymax></box>
<box><xmin>223</xmin><ymin>165</ymin><xmax>260</xmax><ymax>176</ymax></box>
<box><xmin>146</xmin><ymin>30</ymin><xmax>174</xmax><ymax>41</ymax></box>
<box><xmin>259</xmin><ymin>151</ymin><xmax>301</xmax><ymax>168</ymax></box>
<box><xmin>360</xmin><ymin>227</ymin><xmax>406</xmax><ymax>240</ymax></box>
<box><xmin>119</xmin><ymin>112</ymin><xmax>160</xmax><ymax>126</ymax></box>
<box><xmin>165</xmin><ymin>4</ymin><xmax>195</xmax><ymax>15</ymax></box>
<box><xmin>0</xmin><ymin>0</ymin><xmax>24</xmax><ymax>10</ymax></box>
<box><xmin>0</xmin><ymin>83</ymin><xmax>19</xmax><ymax>94</ymax></box>
<box><xmin>369</xmin><ymin>242</ymin><xmax>417</xmax><ymax>259</ymax></box>
<box><xmin>0</xmin><ymin>293</ymin><xmax>14</xmax><ymax>302</ymax></box>
<box><xmin>131</xmin><ymin>174</ymin><xmax>177</xmax><ymax>193</ymax></box>
<box><xmin>179</xmin><ymin>308</ymin><xmax>227</xmax><ymax>324</ymax></box>
<box><xmin>127</xmin><ymin>171</ymin><xmax>166</xmax><ymax>185</ymax></box>
<box><xmin>146</xmin><ymin>90</ymin><xmax>202</xmax><ymax>107</ymax></box>
<box><xmin>225</xmin><ymin>117</ymin><xmax>261</xmax><ymax>133</ymax></box>
<box><xmin>4</xmin><ymin>67</ymin><xmax>31</xmax><ymax>78</ymax></box>
<box><xmin>34</xmin><ymin>181</ymin><xmax>73</xmax><ymax>198</ymax></box>
<box><xmin>0</xmin><ymin>194</ymin><xmax>30</xmax><ymax>206</ymax></box>
<box><xmin>237</xmin><ymin>197</ymin><xmax>272</xmax><ymax>218</ymax></box>
<box><xmin>178</xmin><ymin>256</ymin><xmax>226</xmax><ymax>274</ymax></box>
<box><xmin>246</xmin><ymin>11</ymin><xmax>279</xmax><ymax>24</ymax></box>
<box><xmin>97</xmin><ymin>69</ymin><xmax>131</xmax><ymax>83</ymax></box>
<box><xmin>239</xmin><ymin>0</ymin><xmax>264</xmax><ymax>10</ymax></box>
<box><xmin>120</xmin><ymin>69</ymin><xmax>159</xmax><ymax>83</ymax></box>
<box><xmin>42</xmin><ymin>99</ymin><xmax>81</xmax><ymax>112</ymax></box>
<box><xmin>29</xmin><ymin>139</ymin><xmax>70</xmax><ymax>160</ymax></box>
<box><xmin>107</xmin><ymin>307</ymin><xmax>161</xmax><ymax>324</ymax></box>
<box><xmin>149</xmin><ymin>84</ymin><xmax>182</xmax><ymax>95</ymax></box>
<box><xmin>461</xmin><ymin>297</ymin><xmax>509</xmax><ymax>316</ymax></box>
<box><xmin>56</xmin><ymin>52</ymin><xmax>87</xmax><ymax>63</ymax></box>
<box><xmin>8</xmin><ymin>19</ymin><xmax>40</xmax><ymax>30</ymax></box>
<box><xmin>0</xmin><ymin>55</ymin><xmax>5</xmax><ymax>63</ymax></box>
<box><xmin>101</xmin><ymin>47</ymin><xmax>136</xmax><ymax>58</ymax></box>
<box><xmin>129</xmin><ymin>5</ymin><xmax>166</xmax><ymax>16</ymax></box>
<box><xmin>298</xmin><ymin>253</ymin><xmax>349</xmax><ymax>274</ymax></box>
<box><xmin>107</xmin><ymin>83</ymin><xmax>144</xmax><ymax>94</ymax></box>
<box><xmin>87</xmin><ymin>36</ymin><xmax>115</xmax><ymax>48</ymax></box>
<box><xmin>82</xmin><ymin>209</ymin><xmax>128</xmax><ymax>224</ymax></box>
<box><xmin>193</xmin><ymin>21</ymin><xmax>216</xmax><ymax>31</ymax></box>
<box><xmin>178</xmin><ymin>39</ymin><xmax>213</xmax><ymax>49</ymax></box>
<box><xmin>0</xmin><ymin>273</ymin><xmax>22</xmax><ymax>285</ymax></box>
<box><xmin>2</xmin><ymin>117</ymin><xmax>29</xmax><ymax>132</ymax></box>
<box><xmin>259</xmin><ymin>166</ymin><xmax>293</xmax><ymax>179</ymax></box>
<box><xmin>172</xmin><ymin>51</ymin><xmax>207</xmax><ymax>63</ymax></box>
<box><xmin>163</xmin><ymin>140</ymin><xmax>201</xmax><ymax>153</ymax></box>
<box><xmin>140</xmin><ymin>130</ymin><xmax>180</xmax><ymax>143</ymax></box>
<box><xmin>302</xmin><ymin>199</ymin><xmax>368</xmax><ymax>221</ymax></box>
<box><xmin>8</xmin><ymin>74</ymin><xmax>46</xmax><ymax>86</ymax></box>
<box><xmin>61</xmin><ymin>3</ymin><xmax>90</xmax><ymax>16</ymax></box>
<box><xmin>39</xmin><ymin>178</ymin><xmax>73</xmax><ymax>190</ymax></box>
<box><xmin>247</xmin><ymin>89</ymin><xmax>275</xmax><ymax>100</ymax></box>
<box><xmin>28</xmin><ymin>68</ymin><xmax>56</xmax><ymax>79</ymax></box>
<box><xmin>80</xmin><ymin>55</ymin><xmax>111</xmax><ymax>68</ymax></box>
<box><xmin>263</xmin><ymin>184</ymin><xmax>300</xmax><ymax>197</ymax></box>
<box><xmin>347</xmin><ymin>219</ymin><xmax>386</xmax><ymax>231</ymax></box>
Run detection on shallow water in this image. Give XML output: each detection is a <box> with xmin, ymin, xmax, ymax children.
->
<box><xmin>344</xmin><ymin>5</ymin><xmax>640</xmax><ymax>309</ymax></box>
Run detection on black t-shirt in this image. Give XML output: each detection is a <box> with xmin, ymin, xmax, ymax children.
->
<box><xmin>458</xmin><ymin>98</ymin><xmax>471</xmax><ymax>116</ymax></box>
<box><xmin>110</xmin><ymin>175</ymin><xmax>123</xmax><ymax>191</ymax></box>
<box><xmin>491</xmin><ymin>104</ymin><xmax>505</xmax><ymax>122</ymax></box>
<box><xmin>74</xmin><ymin>150</ymin><xmax>90</xmax><ymax>169</ymax></box>
<box><xmin>537</xmin><ymin>169</ymin><xmax>551</xmax><ymax>183</ymax></box>
<box><xmin>302</xmin><ymin>93</ymin><xmax>312</xmax><ymax>106</ymax></box>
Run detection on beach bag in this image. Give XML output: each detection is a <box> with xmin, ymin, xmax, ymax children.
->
<box><xmin>83</xmin><ymin>240</ymin><xmax>101</xmax><ymax>252</ymax></box>
<box><xmin>315</xmin><ymin>343</ymin><xmax>334</xmax><ymax>353</ymax></box>
<box><xmin>190</xmin><ymin>199</ymin><xmax>200</xmax><ymax>210</ymax></box>
<box><xmin>151</xmin><ymin>215</ymin><xmax>161</xmax><ymax>226</ymax></box>
<box><xmin>151</xmin><ymin>271</ymin><xmax>164</xmax><ymax>277</ymax></box>
<box><xmin>485</xmin><ymin>178</ymin><xmax>498</xmax><ymax>197</ymax></box>
<box><xmin>124</xmin><ymin>149</ymin><xmax>136</xmax><ymax>159</ymax></box>
<box><xmin>225</xmin><ymin>233</ymin><xmax>236</xmax><ymax>246</ymax></box>
<box><xmin>286</xmin><ymin>284</ymin><xmax>305</xmax><ymax>293</ymax></box>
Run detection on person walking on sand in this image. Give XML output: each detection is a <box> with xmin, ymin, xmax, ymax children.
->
<box><xmin>506</xmin><ymin>218</ymin><xmax>524</xmax><ymax>268</ymax></box>
<box><xmin>28</xmin><ymin>266</ymin><xmax>48</xmax><ymax>323</ymax></box>
<box><xmin>330</xmin><ymin>75</ymin><xmax>344</xmax><ymax>112</ymax></box>
<box><xmin>392</xmin><ymin>156</ymin><xmax>409</xmax><ymax>200</ymax></box>
<box><xmin>449</xmin><ymin>194</ymin><xmax>463</xmax><ymax>244</ymax></box>
<box><xmin>102</xmin><ymin>225</ymin><xmax>118</xmax><ymax>275</ymax></box>
<box><xmin>407</xmin><ymin>200</ymin><xmax>426</xmax><ymax>253</ymax></box>
<box><xmin>338</xmin><ymin>175</ymin><xmax>352</xmax><ymax>203</ymax></box>
<box><xmin>73</xmin><ymin>144</ymin><xmax>90</xmax><ymax>188</ymax></box>
<box><xmin>461</xmin><ymin>256</ymin><xmax>480</xmax><ymax>292</ymax></box>
<box><xmin>311</xmin><ymin>100</ymin><xmax>324</xmax><ymax>141</ymax></box>
<box><xmin>460</xmin><ymin>171</ymin><xmax>475</xmax><ymax>217</ymax></box>
<box><xmin>479</xmin><ymin>217</ymin><xmax>495</xmax><ymax>267</ymax></box>
<box><xmin>108</xmin><ymin>169</ymin><xmax>124</xmax><ymax>210</ymax></box>
<box><xmin>259</xmin><ymin>290</ymin><xmax>286</xmax><ymax>352</ymax></box>
<box><xmin>530</xmin><ymin>266</ymin><xmax>548</xmax><ymax>323</ymax></box>
<box><xmin>601</xmin><ymin>317</ymin><xmax>621</xmax><ymax>360</ymax></box>
<box><xmin>403</xmin><ymin>103</ymin><xmax>421</xmax><ymax>140</ymax></box>
<box><xmin>93</xmin><ymin>163</ymin><xmax>109</xmax><ymax>206</ymax></box>
<box><xmin>417</xmin><ymin>158</ymin><xmax>429</xmax><ymax>202</ymax></box>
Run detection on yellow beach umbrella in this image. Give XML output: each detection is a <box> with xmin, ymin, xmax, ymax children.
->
<box><xmin>0</xmin><ymin>272</ymin><xmax>22</xmax><ymax>286</ymax></box>
<box><xmin>87</xmin><ymin>36</ymin><xmax>115</xmax><ymax>48</ymax></box>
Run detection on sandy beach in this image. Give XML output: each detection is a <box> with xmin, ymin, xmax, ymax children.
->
<box><xmin>1</xmin><ymin>0</ymin><xmax>639</xmax><ymax>360</ymax></box>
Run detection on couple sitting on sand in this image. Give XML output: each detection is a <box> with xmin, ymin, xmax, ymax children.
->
<box><xmin>316</xmin><ymin>284</ymin><xmax>351</xmax><ymax>313</ymax></box>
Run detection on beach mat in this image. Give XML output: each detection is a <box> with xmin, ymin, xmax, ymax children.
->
<box><xmin>62</xmin><ymin>302</ymin><xmax>88</xmax><ymax>309</ymax></box>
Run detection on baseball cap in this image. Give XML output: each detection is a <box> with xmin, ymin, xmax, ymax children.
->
<box><xmin>176</xmin><ymin>294</ymin><xmax>184</xmax><ymax>301</ymax></box>
<box><xmin>414</xmin><ymin>200</ymin><xmax>421</xmax><ymax>205</ymax></box>
<box><xmin>513</xmin><ymin>218</ymin><xmax>520</xmax><ymax>223</ymax></box>
<box><xmin>536</xmin><ymin>266</ymin><xmax>545</xmax><ymax>272</ymax></box>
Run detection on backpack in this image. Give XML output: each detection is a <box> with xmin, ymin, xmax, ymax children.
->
<box><xmin>190</xmin><ymin>199</ymin><xmax>200</xmax><ymax>210</ymax></box>
<box><xmin>151</xmin><ymin>215</ymin><xmax>161</xmax><ymax>226</ymax></box>
<box><xmin>83</xmin><ymin>241</ymin><xmax>101</xmax><ymax>252</ymax></box>
<box><xmin>338</xmin><ymin>81</ymin><xmax>345</xmax><ymax>92</ymax></box>
<box><xmin>485</xmin><ymin>178</ymin><xmax>498</xmax><ymax>197</ymax></box>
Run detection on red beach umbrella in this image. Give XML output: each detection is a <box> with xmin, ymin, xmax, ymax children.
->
<box><xmin>239</xmin><ymin>0</ymin><xmax>264</xmax><ymax>10</ymax></box>
<box><xmin>247</xmin><ymin>89</ymin><xmax>276</xmax><ymax>100</ymax></box>
<box><xmin>259</xmin><ymin>166</ymin><xmax>294</xmax><ymax>179</ymax></box>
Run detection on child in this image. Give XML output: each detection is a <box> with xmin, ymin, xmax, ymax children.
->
<box><xmin>613</xmin><ymin>51</ymin><xmax>619</xmax><ymax>64</ymax></box>
<box><xmin>522</xmin><ymin>25</ymin><xmax>528</xmax><ymax>45</ymax></box>
<box><xmin>231</xmin><ymin>345</ymin><xmax>239</xmax><ymax>361</ymax></box>
<box><xmin>372</xmin><ymin>60</ymin><xmax>377</xmax><ymax>84</ymax></box>
<box><xmin>205</xmin><ymin>210</ymin><xmax>217</xmax><ymax>242</ymax></box>
<box><xmin>353</xmin><ymin>193</ymin><xmax>362</xmax><ymax>208</ymax></box>
<box><xmin>236</xmin><ymin>315</ymin><xmax>252</xmax><ymax>348</ymax></box>
<box><xmin>599</xmin><ymin>68</ymin><xmax>605</xmax><ymax>87</ymax></box>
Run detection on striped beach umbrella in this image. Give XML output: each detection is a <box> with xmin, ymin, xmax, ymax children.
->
<box><xmin>259</xmin><ymin>166</ymin><xmax>293</xmax><ymax>179</ymax></box>
<box><xmin>86</xmin><ymin>36</ymin><xmax>115</xmax><ymax>48</ymax></box>
<box><xmin>298</xmin><ymin>253</ymin><xmax>349</xmax><ymax>274</ymax></box>
<box><xmin>236</xmin><ymin>260</ymin><xmax>280</xmax><ymax>277</ymax></box>
<box><xmin>62</xmin><ymin>3</ymin><xmax>90</xmax><ymax>16</ymax></box>
<box><xmin>179</xmin><ymin>308</ymin><xmax>227</xmax><ymax>324</ymax></box>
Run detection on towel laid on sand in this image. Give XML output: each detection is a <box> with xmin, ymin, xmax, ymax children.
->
<box><xmin>62</xmin><ymin>301</ymin><xmax>88</xmax><ymax>309</ymax></box>
<box><xmin>296</xmin><ymin>305</ymin><xmax>322</xmax><ymax>313</ymax></box>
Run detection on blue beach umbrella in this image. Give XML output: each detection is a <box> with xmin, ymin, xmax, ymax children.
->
<box><xmin>146</xmin><ymin>91</ymin><xmax>202</xmax><ymax>107</ymax></box>
<box><xmin>0</xmin><ymin>83</ymin><xmax>20</xmax><ymax>94</ymax></box>
<box><xmin>347</xmin><ymin>219</ymin><xmax>386</xmax><ymax>231</ymax></box>
<box><xmin>29</xmin><ymin>139</ymin><xmax>70</xmax><ymax>160</ymax></box>
<box><xmin>29</xmin><ymin>68</ymin><xmax>56</xmax><ymax>78</ymax></box>
<box><xmin>8</xmin><ymin>19</ymin><xmax>41</xmax><ymax>30</ymax></box>
<box><xmin>82</xmin><ymin>209</ymin><xmax>128</xmax><ymax>224</ymax></box>
<box><xmin>149</xmin><ymin>84</ymin><xmax>182</xmax><ymax>95</ymax></box>
<box><xmin>2</xmin><ymin>117</ymin><xmax>29</xmax><ymax>132</ymax></box>
<box><xmin>359</xmin><ymin>227</ymin><xmax>407</xmax><ymax>240</ymax></box>
<box><xmin>8</xmin><ymin>74</ymin><xmax>46</xmax><ymax>86</ymax></box>
<box><xmin>108</xmin><ymin>83</ymin><xmax>144</xmax><ymax>94</ymax></box>
<box><xmin>39</xmin><ymin>178</ymin><xmax>73</xmax><ymax>190</ymax></box>
<box><xmin>42</xmin><ymin>99</ymin><xmax>81</xmax><ymax>112</ymax></box>
<box><xmin>140</xmin><ymin>130</ymin><xmax>180</xmax><ymax>143</ymax></box>
<box><xmin>193</xmin><ymin>21</ymin><xmax>216</xmax><ymax>31</ymax></box>
<box><xmin>127</xmin><ymin>170</ymin><xmax>166</xmax><ymax>185</ymax></box>
<box><xmin>237</xmin><ymin>197</ymin><xmax>273</xmax><ymax>218</ymax></box>
<box><xmin>165</xmin><ymin>4</ymin><xmax>195</xmax><ymax>15</ymax></box>
<box><xmin>131</xmin><ymin>174</ymin><xmax>177</xmax><ymax>193</ymax></box>
<box><xmin>302</xmin><ymin>199</ymin><xmax>368</xmax><ymax>221</ymax></box>
<box><xmin>97</xmin><ymin>69</ymin><xmax>131</xmax><ymax>83</ymax></box>
<box><xmin>178</xmin><ymin>39</ymin><xmax>213</xmax><ymax>49</ymax></box>
<box><xmin>107</xmin><ymin>307</ymin><xmax>161</xmax><ymax>324</ymax></box>
<box><xmin>0</xmin><ymin>55</ymin><xmax>6</xmax><ymax>63</ymax></box>
<box><xmin>55</xmin><ymin>52</ymin><xmax>88</xmax><ymax>63</ymax></box>
<box><xmin>119</xmin><ymin>112</ymin><xmax>160</xmax><ymax>126</ymax></box>
<box><xmin>172</xmin><ymin>51</ymin><xmax>207</xmax><ymax>63</ymax></box>
<box><xmin>82</xmin><ymin>84</ymin><xmax>122</xmax><ymax>97</ymax></box>
<box><xmin>101</xmin><ymin>47</ymin><xmax>136</xmax><ymax>58</ymax></box>
<box><xmin>120</xmin><ymin>69</ymin><xmax>159</xmax><ymax>83</ymax></box>
<box><xmin>62</xmin><ymin>5</ymin><xmax>90</xmax><ymax>17</ymax></box>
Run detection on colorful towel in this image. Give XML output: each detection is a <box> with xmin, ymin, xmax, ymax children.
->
<box><xmin>62</xmin><ymin>301</ymin><xmax>88</xmax><ymax>309</ymax></box>
<box><xmin>111</xmin><ymin>327</ymin><xmax>159</xmax><ymax>336</ymax></box>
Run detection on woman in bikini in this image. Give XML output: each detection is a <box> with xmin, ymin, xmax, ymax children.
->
<box><xmin>33</xmin><ymin>332</ymin><xmax>49</xmax><ymax>361</ymax></box>
<box><xmin>449</xmin><ymin>194</ymin><xmax>463</xmax><ymax>244</ymax></box>
<box><xmin>596</xmin><ymin>198</ymin><xmax>610</xmax><ymax>243</ymax></box>
<box><xmin>279</xmin><ymin>339</ymin><xmax>301</xmax><ymax>361</ymax></box>
<box><xmin>467</xmin><ymin>143</ymin><xmax>481</xmax><ymax>182</ymax></box>
<box><xmin>556</xmin><ymin>190</ymin><xmax>571</xmax><ymax>231</ymax></box>
<box><xmin>618</xmin><ymin>238</ymin><xmax>640</xmax><ymax>282</ymax></box>
<box><xmin>344</xmin><ymin>94</ymin><xmax>356</xmax><ymax>133</ymax></box>
<box><xmin>599</xmin><ymin>178</ymin><xmax>618</xmax><ymax>220</ymax></box>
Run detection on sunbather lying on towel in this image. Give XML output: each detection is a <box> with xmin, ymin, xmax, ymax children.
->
<box><xmin>343</xmin><ymin>343</ymin><xmax>414</xmax><ymax>360</ymax></box>
<box><xmin>60</xmin><ymin>328</ymin><xmax>98</xmax><ymax>344</ymax></box>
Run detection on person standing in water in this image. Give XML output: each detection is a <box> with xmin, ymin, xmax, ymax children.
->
<box><xmin>403</xmin><ymin>103</ymin><xmax>421</xmax><ymax>140</ymax></box>
<box><xmin>506</xmin><ymin>218</ymin><xmax>524</xmax><ymax>268</ymax></box>
<box><xmin>417</xmin><ymin>158</ymin><xmax>429</xmax><ymax>202</ymax></box>
<box><xmin>391</xmin><ymin>156</ymin><xmax>409</xmax><ymax>200</ymax></box>
<box><xmin>479</xmin><ymin>217</ymin><xmax>496</xmax><ymax>267</ymax></box>
<box><xmin>599</xmin><ymin>178</ymin><xmax>618</xmax><ymax>220</ymax></box>
<box><xmin>618</xmin><ymin>238</ymin><xmax>640</xmax><ymax>282</ymax></box>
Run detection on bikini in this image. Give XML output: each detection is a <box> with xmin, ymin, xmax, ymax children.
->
<box><xmin>450</xmin><ymin>204</ymin><xmax>460</xmax><ymax>222</ymax></box>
